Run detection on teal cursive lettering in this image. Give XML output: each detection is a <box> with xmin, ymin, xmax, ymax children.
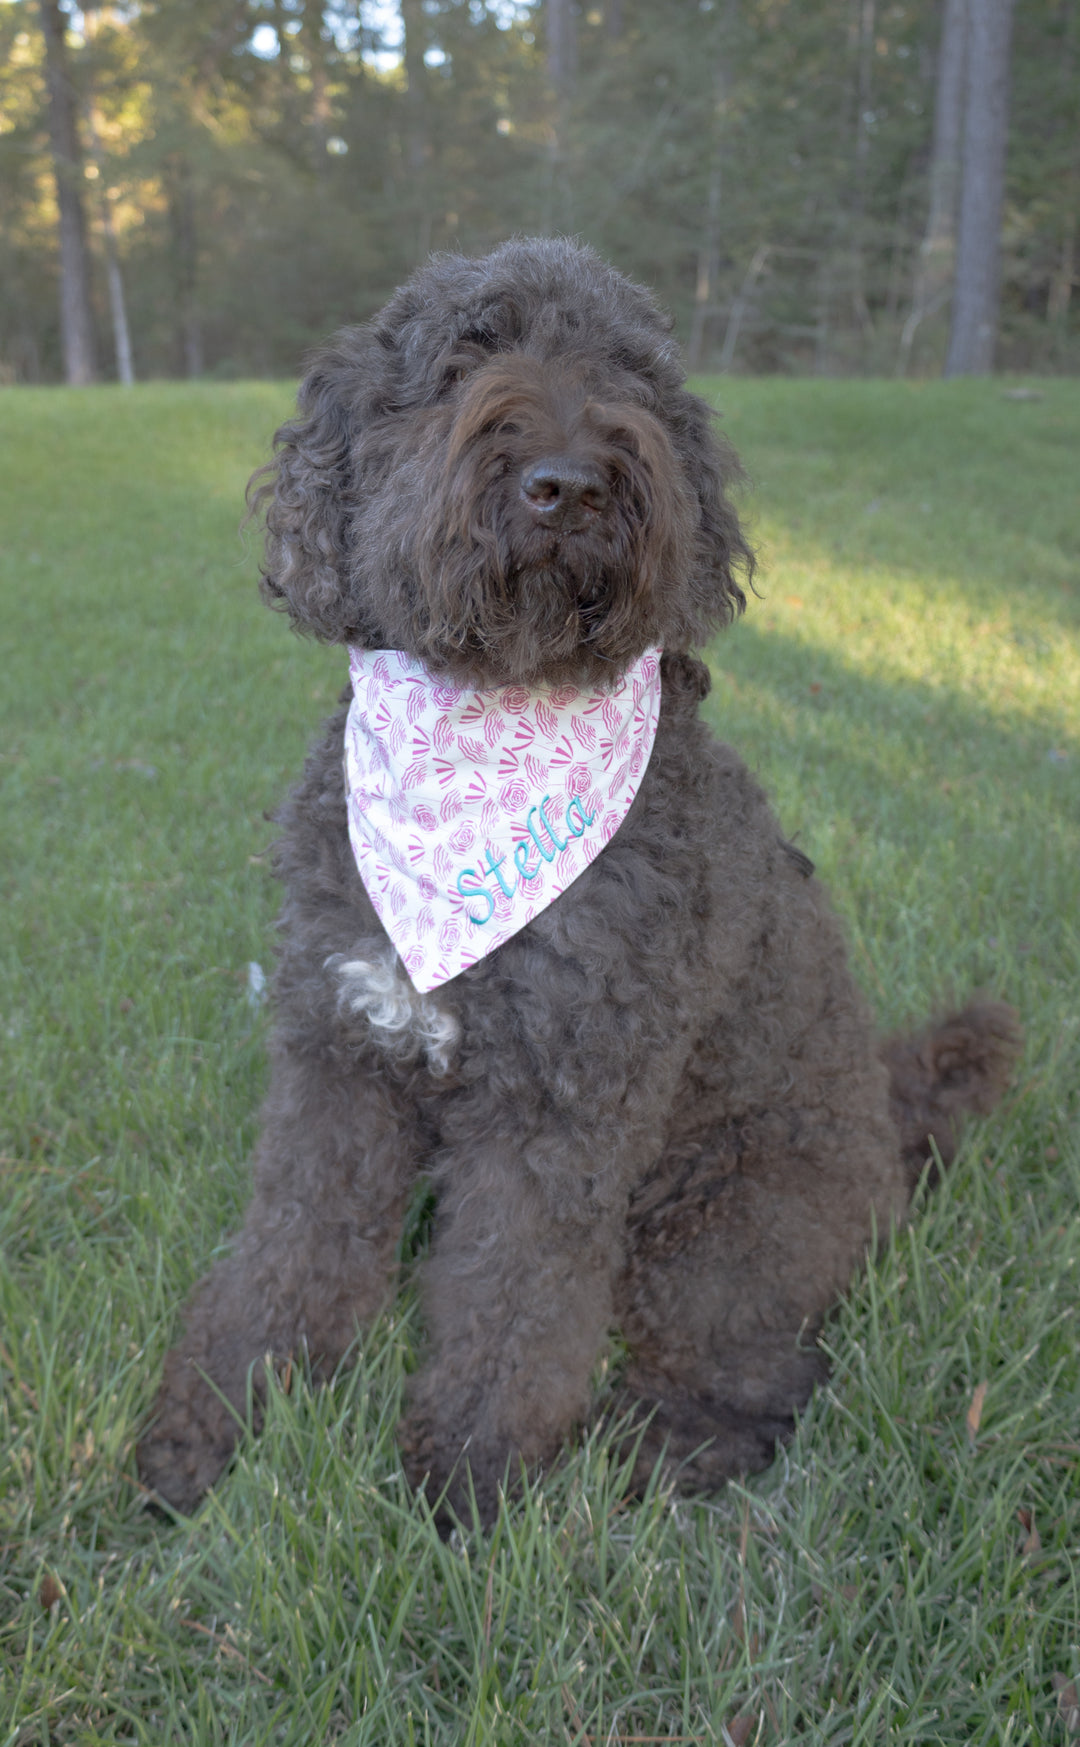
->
<box><xmin>456</xmin><ymin>786</ymin><xmax>599</xmax><ymax>915</ymax></box>
<box><xmin>484</xmin><ymin>844</ymin><xmax>517</xmax><ymax>898</ymax></box>
<box><xmin>456</xmin><ymin>866</ymin><xmax>495</xmax><ymax>925</ymax></box>
<box><xmin>525</xmin><ymin>806</ymin><xmax>557</xmax><ymax>863</ymax></box>
<box><xmin>564</xmin><ymin>794</ymin><xmax>597</xmax><ymax>837</ymax></box>
<box><xmin>513</xmin><ymin>840</ymin><xmax>540</xmax><ymax>880</ymax></box>
<box><xmin>538</xmin><ymin>795</ymin><xmax>568</xmax><ymax>853</ymax></box>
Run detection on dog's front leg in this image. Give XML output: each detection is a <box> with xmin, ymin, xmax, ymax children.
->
<box><xmin>398</xmin><ymin>1010</ymin><xmax>693</xmax><ymax>1526</ymax></box>
<box><xmin>137</xmin><ymin>1041</ymin><xmax>417</xmax><ymax>1514</ymax></box>
<box><xmin>400</xmin><ymin>1156</ymin><xmax>622</xmax><ymax>1524</ymax></box>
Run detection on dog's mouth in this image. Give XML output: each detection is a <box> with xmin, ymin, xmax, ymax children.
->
<box><xmin>509</xmin><ymin>490</ymin><xmax>621</xmax><ymax>588</ymax></box>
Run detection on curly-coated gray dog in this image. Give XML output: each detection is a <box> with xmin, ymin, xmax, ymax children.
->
<box><xmin>138</xmin><ymin>237</ymin><xmax>1020</xmax><ymax>1522</ymax></box>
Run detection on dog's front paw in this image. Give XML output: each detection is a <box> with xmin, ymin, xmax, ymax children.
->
<box><xmin>136</xmin><ymin>1360</ymin><xmax>255</xmax><ymax>1515</ymax></box>
<box><xmin>136</xmin><ymin>1424</ymin><xmax>231</xmax><ymax>1517</ymax></box>
<box><xmin>398</xmin><ymin>1402</ymin><xmax>520</xmax><ymax>1530</ymax></box>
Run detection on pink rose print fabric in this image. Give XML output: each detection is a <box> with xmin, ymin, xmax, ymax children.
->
<box><xmin>343</xmin><ymin>646</ymin><xmax>663</xmax><ymax>992</ymax></box>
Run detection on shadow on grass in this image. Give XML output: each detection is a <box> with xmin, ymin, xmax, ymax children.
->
<box><xmin>694</xmin><ymin>375</ymin><xmax>1080</xmax><ymax>632</ymax></box>
<box><xmin>706</xmin><ymin>617</ymin><xmax>1075</xmax><ymax>812</ymax></box>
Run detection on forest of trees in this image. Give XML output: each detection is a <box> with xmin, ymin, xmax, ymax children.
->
<box><xmin>1</xmin><ymin>0</ymin><xmax>1077</xmax><ymax>383</ymax></box>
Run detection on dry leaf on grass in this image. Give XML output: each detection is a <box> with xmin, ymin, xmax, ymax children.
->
<box><xmin>1017</xmin><ymin>1508</ymin><xmax>1042</xmax><ymax>1557</ymax></box>
<box><xmin>1051</xmin><ymin>1673</ymin><xmax>1080</xmax><ymax>1732</ymax></box>
<box><xmin>723</xmin><ymin>1716</ymin><xmax>758</xmax><ymax>1747</ymax></box>
<box><xmin>728</xmin><ymin>1600</ymin><xmax>761</xmax><ymax>1657</ymax></box>
<box><xmin>965</xmin><ymin>1380</ymin><xmax>988</xmax><ymax>1445</ymax></box>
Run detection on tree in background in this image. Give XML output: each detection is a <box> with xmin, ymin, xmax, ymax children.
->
<box><xmin>546</xmin><ymin>0</ymin><xmax>576</xmax><ymax>92</ymax></box>
<box><xmin>898</xmin><ymin>0</ymin><xmax>966</xmax><ymax>373</ymax></box>
<box><xmin>0</xmin><ymin>0</ymin><xmax>1074</xmax><ymax>381</ymax></box>
<box><xmin>401</xmin><ymin>0</ymin><xmax>433</xmax><ymax>262</ymax></box>
<box><xmin>945</xmin><ymin>0</ymin><xmax>1016</xmax><ymax>373</ymax></box>
<box><xmin>37</xmin><ymin>0</ymin><xmax>97</xmax><ymax>382</ymax></box>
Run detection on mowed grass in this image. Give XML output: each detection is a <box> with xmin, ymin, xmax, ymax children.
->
<box><xmin>1</xmin><ymin>376</ymin><xmax>1078</xmax><ymax>1745</ymax></box>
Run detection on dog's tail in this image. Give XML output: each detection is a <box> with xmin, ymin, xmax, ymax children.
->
<box><xmin>880</xmin><ymin>999</ymin><xmax>1022</xmax><ymax>1188</ymax></box>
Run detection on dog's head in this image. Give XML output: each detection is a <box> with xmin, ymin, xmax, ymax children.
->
<box><xmin>250</xmin><ymin>237</ymin><xmax>752</xmax><ymax>688</ymax></box>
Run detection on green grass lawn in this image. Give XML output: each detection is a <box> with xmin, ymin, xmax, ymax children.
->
<box><xmin>1</xmin><ymin>377</ymin><xmax>1078</xmax><ymax>1745</ymax></box>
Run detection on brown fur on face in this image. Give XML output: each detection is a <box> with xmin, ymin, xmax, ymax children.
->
<box><xmin>400</xmin><ymin>354</ymin><xmax>699</xmax><ymax>685</ymax></box>
<box><xmin>248</xmin><ymin>238</ymin><xmax>750</xmax><ymax>685</ymax></box>
<box><xmin>140</xmin><ymin>239</ymin><xmax>1020</xmax><ymax>1525</ymax></box>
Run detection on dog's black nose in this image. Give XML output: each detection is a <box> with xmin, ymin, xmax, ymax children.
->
<box><xmin>521</xmin><ymin>457</ymin><xmax>610</xmax><ymax>529</ymax></box>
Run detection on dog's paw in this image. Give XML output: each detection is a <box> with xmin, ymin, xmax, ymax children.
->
<box><xmin>136</xmin><ymin>1361</ymin><xmax>256</xmax><ymax>1516</ymax></box>
<box><xmin>136</xmin><ymin>1408</ymin><xmax>241</xmax><ymax>1516</ymax></box>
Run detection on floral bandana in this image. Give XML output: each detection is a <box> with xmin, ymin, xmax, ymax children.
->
<box><xmin>343</xmin><ymin>646</ymin><xmax>663</xmax><ymax>992</ymax></box>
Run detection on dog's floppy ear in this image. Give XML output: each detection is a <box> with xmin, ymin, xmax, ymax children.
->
<box><xmin>247</xmin><ymin>329</ymin><xmax>387</xmax><ymax>642</ymax></box>
<box><xmin>674</xmin><ymin>390</ymin><xmax>754</xmax><ymax>636</ymax></box>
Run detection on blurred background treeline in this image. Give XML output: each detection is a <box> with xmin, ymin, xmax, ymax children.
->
<box><xmin>1</xmin><ymin>0</ymin><xmax>1076</xmax><ymax>383</ymax></box>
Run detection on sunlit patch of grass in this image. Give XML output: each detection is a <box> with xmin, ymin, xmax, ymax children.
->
<box><xmin>2</xmin><ymin>380</ymin><xmax>1078</xmax><ymax>1744</ymax></box>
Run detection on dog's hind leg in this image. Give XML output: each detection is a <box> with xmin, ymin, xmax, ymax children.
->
<box><xmin>613</xmin><ymin>1003</ymin><xmax>1019</xmax><ymax>1493</ymax></box>
<box><xmin>137</xmin><ymin>1043</ymin><xmax>417</xmax><ymax>1514</ymax></box>
<box><xmin>611</xmin><ymin>1098</ymin><xmax>909</xmax><ymax>1493</ymax></box>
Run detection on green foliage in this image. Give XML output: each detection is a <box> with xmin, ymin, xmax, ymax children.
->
<box><xmin>1</xmin><ymin>379</ymin><xmax>1078</xmax><ymax>1742</ymax></box>
<box><xmin>1</xmin><ymin>0</ymin><xmax>1078</xmax><ymax>382</ymax></box>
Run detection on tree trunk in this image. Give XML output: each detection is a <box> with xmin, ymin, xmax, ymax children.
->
<box><xmin>167</xmin><ymin>155</ymin><xmax>203</xmax><ymax>378</ymax></box>
<box><xmin>898</xmin><ymin>0</ymin><xmax>968</xmax><ymax>373</ymax></box>
<box><xmin>99</xmin><ymin>189</ymin><xmax>135</xmax><ymax>385</ymax></box>
<box><xmin>945</xmin><ymin>0</ymin><xmax>1015</xmax><ymax>375</ymax></box>
<box><xmin>84</xmin><ymin>75</ymin><xmax>135</xmax><ymax>384</ymax></box>
<box><xmin>401</xmin><ymin>0</ymin><xmax>432</xmax><ymax>262</ymax></box>
<box><xmin>1046</xmin><ymin>0</ymin><xmax>1077</xmax><ymax>333</ymax></box>
<box><xmin>303</xmin><ymin>0</ymin><xmax>332</xmax><ymax>167</ymax></box>
<box><xmin>687</xmin><ymin>1</ymin><xmax>737</xmax><ymax>372</ymax></box>
<box><xmin>547</xmin><ymin>0</ymin><xmax>578</xmax><ymax>97</ymax></box>
<box><xmin>687</xmin><ymin>165</ymin><xmax>722</xmax><ymax>372</ymax></box>
<box><xmin>541</xmin><ymin>0</ymin><xmax>578</xmax><ymax>236</ymax></box>
<box><xmin>850</xmin><ymin>0</ymin><xmax>877</xmax><ymax>341</ymax></box>
<box><xmin>38</xmin><ymin>0</ymin><xmax>97</xmax><ymax>384</ymax></box>
<box><xmin>1047</xmin><ymin>201</ymin><xmax>1077</xmax><ymax>327</ymax></box>
<box><xmin>719</xmin><ymin>243</ymin><xmax>770</xmax><ymax>372</ymax></box>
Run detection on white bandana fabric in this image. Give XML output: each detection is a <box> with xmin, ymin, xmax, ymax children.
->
<box><xmin>343</xmin><ymin>646</ymin><xmax>663</xmax><ymax>992</ymax></box>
